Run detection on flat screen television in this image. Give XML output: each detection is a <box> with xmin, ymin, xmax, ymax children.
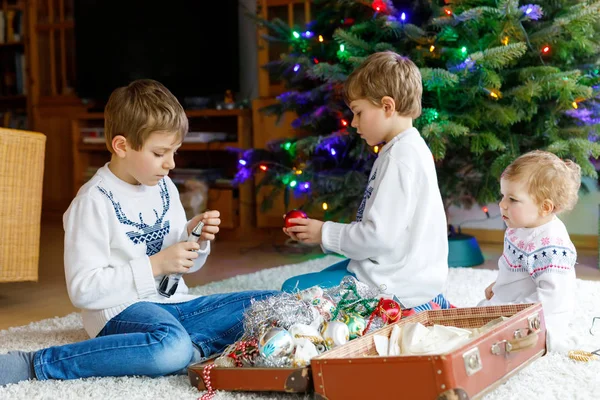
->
<box><xmin>74</xmin><ymin>0</ymin><xmax>240</xmax><ymax>105</ymax></box>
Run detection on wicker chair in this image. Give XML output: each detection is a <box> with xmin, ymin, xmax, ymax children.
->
<box><xmin>0</xmin><ymin>128</ymin><xmax>46</xmax><ymax>282</ymax></box>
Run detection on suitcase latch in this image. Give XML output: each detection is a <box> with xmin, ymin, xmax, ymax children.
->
<box><xmin>528</xmin><ymin>313</ymin><xmax>541</xmax><ymax>331</ymax></box>
<box><xmin>491</xmin><ymin>340</ymin><xmax>513</xmax><ymax>355</ymax></box>
<box><xmin>462</xmin><ymin>347</ymin><xmax>482</xmax><ymax>376</ymax></box>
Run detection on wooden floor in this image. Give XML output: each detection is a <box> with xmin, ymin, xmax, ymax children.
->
<box><xmin>1</xmin><ymin>221</ymin><xmax>598</xmax><ymax>331</ymax></box>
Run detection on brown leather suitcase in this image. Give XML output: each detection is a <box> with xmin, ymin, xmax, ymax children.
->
<box><xmin>188</xmin><ymin>363</ymin><xmax>313</xmax><ymax>394</ymax></box>
<box><xmin>311</xmin><ymin>303</ymin><xmax>546</xmax><ymax>400</ymax></box>
<box><xmin>188</xmin><ymin>303</ymin><xmax>545</xmax><ymax>398</ymax></box>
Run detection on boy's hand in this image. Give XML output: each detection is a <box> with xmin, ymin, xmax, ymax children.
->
<box><xmin>485</xmin><ymin>281</ymin><xmax>495</xmax><ymax>300</ymax></box>
<box><xmin>187</xmin><ymin>210</ymin><xmax>221</xmax><ymax>241</ymax></box>
<box><xmin>149</xmin><ymin>241</ymin><xmax>200</xmax><ymax>277</ymax></box>
<box><xmin>283</xmin><ymin>217</ymin><xmax>324</xmax><ymax>245</ymax></box>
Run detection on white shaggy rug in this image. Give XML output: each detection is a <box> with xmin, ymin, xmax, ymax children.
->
<box><xmin>2</xmin><ymin>254</ymin><xmax>600</xmax><ymax>400</ymax></box>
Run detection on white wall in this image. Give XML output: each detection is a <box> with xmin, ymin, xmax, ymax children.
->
<box><xmin>448</xmin><ymin>176</ymin><xmax>600</xmax><ymax>235</ymax></box>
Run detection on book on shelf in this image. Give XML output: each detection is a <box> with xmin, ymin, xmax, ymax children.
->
<box><xmin>0</xmin><ymin>110</ymin><xmax>27</xmax><ymax>129</ymax></box>
<box><xmin>81</xmin><ymin>127</ymin><xmax>105</xmax><ymax>143</ymax></box>
<box><xmin>169</xmin><ymin>168</ymin><xmax>224</xmax><ymax>185</ymax></box>
<box><xmin>183</xmin><ymin>132</ymin><xmax>235</xmax><ymax>143</ymax></box>
<box><xmin>2</xmin><ymin>9</ymin><xmax>23</xmax><ymax>43</ymax></box>
<box><xmin>81</xmin><ymin>130</ymin><xmax>235</xmax><ymax>145</ymax></box>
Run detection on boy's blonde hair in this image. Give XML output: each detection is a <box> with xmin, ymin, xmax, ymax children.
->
<box><xmin>104</xmin><ymin>79</ymin><xmax>188</xmax><ymax>152</ymax></box>
<box><xmin>344</xmin><ymin>51</ymin><xmax>422</xmax><ymax>118</ymax></box>
<box><xmin>502</xmin><ymin>150</ymin><xmax>581</xmax><ymax>213</ymax></box>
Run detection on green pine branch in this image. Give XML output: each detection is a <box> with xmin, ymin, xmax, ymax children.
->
<box><xmin>333</xmin><ymin>29</ymin><xmax>373</xmax><ymax>54</ymax></box>
<box><xmin>470</xmin><ymin>43</ymin><xmax>527</xmax><ymax>69</ymax></box>
<box><xmin>470</xmin><ymin>132</ymin><xmax>507</xmax><ymax>155</ymax></box>
<box><xmin>306</xmin><ymin>63</ymin><xmax>348</xmax><ymax>83</ymax></box>
<box><xmin>420</xmin><ymin>68</ymin><xmax>460</xmax><ymax>90</ymax></box>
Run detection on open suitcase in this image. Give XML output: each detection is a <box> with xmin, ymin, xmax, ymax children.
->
<box><xmin>311</xmin><ymin>303</ymin><xmax>545</xmax><ymax>399</ymax></box>
<box><xmin>188</xmin><ymin>303</ymin><xmax>545</xmax><ymax>399</ymax></box>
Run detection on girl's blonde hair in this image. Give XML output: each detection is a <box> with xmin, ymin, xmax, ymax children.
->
<box><xmin>344</xmin><ymin>51</ymin><xmax>422</xmax><ymax>118</ymax></box>
<box><xmin>502</xmin><ymin>150</ymin><xmax>581</xmax><ymax>213</ymax></box>
<box><xmin>104</xmin><ymin>79</ymin><xmax>188</xmax><ymax>152</ymax></box>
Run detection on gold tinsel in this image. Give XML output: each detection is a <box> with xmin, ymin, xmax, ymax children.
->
<box><xmin>568</xmin><ymin>350</ymin><xmax>599</xmax><ymax>362</ymax></box>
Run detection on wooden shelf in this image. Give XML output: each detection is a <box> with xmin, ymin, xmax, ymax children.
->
<box><xmin>186</xmin><ymin>109</ymin><xmax>250</xmax><ymax>117</ymax></box>
<box><xmin>0</xmin><ymin>41</ymin><xmax>24</xmax><ymax>47</ymax></box>
<box><xmin>78</xmin><ymin>141</ymin><xmax>240</xmax><ymax>152</ymax></box>
<box><xmin>72</xmin><ymin>109</ymin><xmax>254</xmax><ymax>234</ymax></box>
<box><xmin>76</xmin><ymin>109</ymin><xmax>251</xmax><ymax>120</ymax></box>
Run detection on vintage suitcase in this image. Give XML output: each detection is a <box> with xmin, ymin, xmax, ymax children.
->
<box><xmin>188</xmin><ymin>303</ymin><xmax>545</xmax><ymax>397</ymax></box>
<box><xmin>311</xmin><ymin>303</ymin><xmax>546</xmax><ymax>400</ymax></box>
<box><xmin>188</xmin><ymin>361</ymin><xmax>313</xmax><ymax>394</ymax></box>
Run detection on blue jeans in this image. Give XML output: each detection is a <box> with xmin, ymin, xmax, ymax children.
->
<box><xmin>281</xmin><ymin>258</ymin><xmax>354</xmax><ymax>292</ymax></box>
<box><xmin>33</xmin><ymin>290</ymin><xmax>277</xmax><ymax>380</ymax></box>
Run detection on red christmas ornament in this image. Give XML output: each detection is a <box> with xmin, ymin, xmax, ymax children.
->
<box><xmin>372</xmin><ymin>0</ymin><xmax>386</xmax><ymax>12</ymax></box>
<box><xmin>284</xmin><ymin>209</ymin><xmax>308</xmax><ymax>228</ymax></box>
<box><xmin>363</xmin><ymin>298</ymin><xmax>403</xmax><ymax>335</ymax></box>
<box><xmin>378</xmin><ymin>299</ymin><xmax>402</xmax><ymax>323</ymax></box>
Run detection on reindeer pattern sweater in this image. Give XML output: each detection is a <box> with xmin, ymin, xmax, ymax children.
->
<box><xmin>63</xmin><ymin>163</ymin><xmax>210</xmax><ymax>338</ymax></box>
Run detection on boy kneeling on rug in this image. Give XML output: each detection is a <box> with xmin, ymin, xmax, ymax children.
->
<box><xmin>479</xmin><ymin>150</ymin><xmax>581</xmax><ymax>352</ymax></box>
<box><xmin>281</xmin><ymin>52</ymin><xmax>451</xmax><ymax>314</ymax></box>
<box><xmin>0</xmin><ymin>80</ymin><xmax>277</xmax><ymax>386</ymax></box>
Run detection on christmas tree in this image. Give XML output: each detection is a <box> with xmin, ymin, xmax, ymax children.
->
<box><xmin>236</xmin><ymin>0</ymin><xmax>600</xmax><ymax>221</ymax></box>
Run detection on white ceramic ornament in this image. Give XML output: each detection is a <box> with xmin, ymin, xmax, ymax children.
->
<box><xmin>292</xmin><ymin>338</ymin><xmax>319</xmax><ymax>367</ymax></box>
<box><xmin>258</xmin><ymin>327</ymin><xmax>295</xmax><ymax>359</ymax></box>
<box><xmin>321</xmin><ymin>321</ymin><xmax>350</xmax><ymax>347</ymax></box>
<box><xmin>312</xmin><ymin>296</ymin><xmax>336</xmax><ymax>321</ymax></box>
<box><xmin>289</xmin><ymin>323</ymin><xmax>324</xmax><ymax>342</ymax></box>
<box><xmin>296</xmin><ymin>286</ymin><xmax>324</xmax><ymax>302</ymax></box>
<box><xmin>309</xmin><ymin>306</ymin><xmax>325</xmax><ymax>331</ymax></box>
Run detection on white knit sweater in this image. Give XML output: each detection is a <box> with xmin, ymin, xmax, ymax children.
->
<box><xmin>321</xmin><ymin>128</ymin><xmax>449</xmax><ymax>307</ymax></box>
<box><xmin>63</xmin><ymin>164</ymin><xmax>209</xmax><ymax>338</ymax></box>
<box><xmin>478</xmin><ymin>217</ymin><xmax>576</xmax><ymax>350</ymax></box>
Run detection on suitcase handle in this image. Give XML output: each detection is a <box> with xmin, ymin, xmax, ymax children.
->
<box><xmin>491</xmin><ymin>329</ymin><xmax>538</xmax><ymax>355</ymax></box>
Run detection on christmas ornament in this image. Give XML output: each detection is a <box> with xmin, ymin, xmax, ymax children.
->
<box><xmin>284</xmin><ymin>209</ymin><xmax>308</xmax><ymax>228</ymax></box>
<box><xmin>363</xmin><ymin>298</ymin><xmax>403</xmax><ymax>335</ymax></box>
<box><xmin>312</xmin><ymin>296</ymin><xmax>336</xmax><ymax>320</ymax></box>
<box><xmin>344</xmin><ymin>314</ymin><xmax>367</xmax><ymax>339</ymax></box>
<box><xmin>289</xmin><ymin>323</ymin><xmax>324</xmax><ymax>343</ymax></box>
<box><xmin>377</xmin><ymin>298</ymin><xmax>402</xmax><ymax>323</ymax></box>
<box><xmin>259</xmin><ymin>327</ymin><xmax>295</xmax><ymax>359</ymax></box>
<box><xmin>322</xmin><ymin>321</ymin><xmax>350</xmax><ymax>347</ymax></box>
<box><xmin>372</xmin><ymin>0</ymin><xmax>387</xmax><ymax>12</ymax></box>
<box><xmin>292</xmin><ymin>338</ymin><xmax>319</xmax><ymax>367</ymax></box>
<box><xmin>296</xmin><ymin>285</ymin><xmax>324</xmax><ymax>302</ymax></box>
